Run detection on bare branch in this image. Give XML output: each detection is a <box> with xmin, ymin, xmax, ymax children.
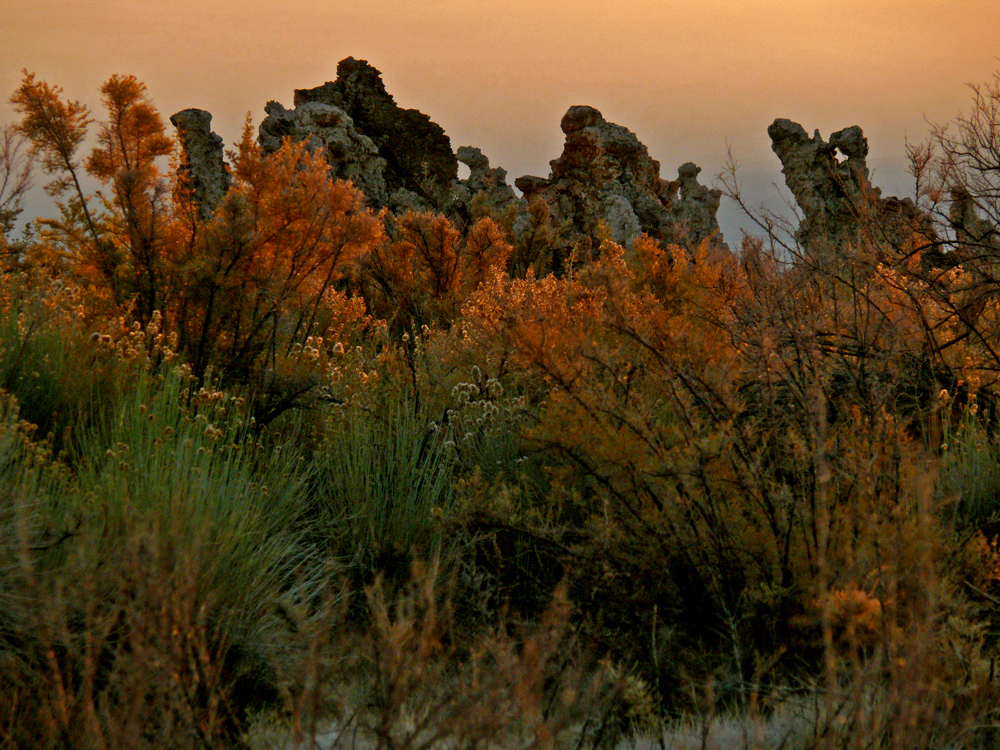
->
<box><xmin>0</xmin><ymin>123</ymin><xmax>32</xmax><ymax>237</ymax></box>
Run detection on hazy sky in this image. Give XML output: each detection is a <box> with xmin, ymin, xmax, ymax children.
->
<box><xmin>3</xmin><ymin>0</ymin><xmax>999</xmax><ymax>242</ymax></box>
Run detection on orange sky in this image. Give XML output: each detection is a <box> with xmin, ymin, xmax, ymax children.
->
<box><xmin>3</xmin><ymin>0</ymin><xmax>999</xmax><ymax>241</ymax></box>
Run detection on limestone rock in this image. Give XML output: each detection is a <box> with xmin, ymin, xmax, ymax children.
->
<box><xmin>388</xmin><ymin>188</ymin><xmax>434</xmax><ymax>215</ymax></box>
<box><xmin>602</xmin><ymin>194</ymin><xmax>642</xmax><ymax>246</ymax></box>
<box><xmin>169</xmin><ymin>109</ymin><xmax>231</xmax><ymax>220</ymax></box>
<box><xmin>258</xmin><ymin>100</ymin><xmax>389</xmax><ymax>206</ymax></box>
<box><xmin>667</xmin><ymin>163</ymin><xmax>724</xmax><ymax>249</ymax></box>
<box><xmin>293</xmin><ymin>57</ymin><xmax>458</xmax><ymax>205</ymax></box>
<box><xmin>951</xmin><ymin>186</ymin><xmax>999</xmax><ymax>252</ymax></box>
<box><xmin>768</xmin><ymin>118</ymin><xmax>932</xmax><ymax>253</ymax></box>
<box><xmin>513</xmin><ymin>176</ymin><xmax>552</xmax><ymax>195</ymax></box>
<box><xmin>445</xmin><ymin>146</ymin><xmax>520</xmax><ymax>221</ymax></box>
<box><xmin>259</xmin><ymin>59</ymin><xmax>520</xmax><ymax>220</ymax></box>
<box><xmin>515</xmin><ymin>106</ymin><xmax>725</xmax><ymax>258</ymax></box>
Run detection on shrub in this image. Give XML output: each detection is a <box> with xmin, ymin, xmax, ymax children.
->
<box><xmin>0</xmin><ymin>367</ymin><xmax>323</xmax><ymax>747</ymax></box>
<box><xmin>308</xmin><ymin>384</ymin><xmax>456</xmax><ymax>577</ymax></box>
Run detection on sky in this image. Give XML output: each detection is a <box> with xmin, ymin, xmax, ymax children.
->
<box><xmin>3</xmin><ymin>0</ymin><xmax>999</xmax><ymax>244</ymax></box>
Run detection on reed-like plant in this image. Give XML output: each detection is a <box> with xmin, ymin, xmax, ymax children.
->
<box><xmin>941</xmin><ymin>397</ymin><xmax>1000</xmax><ymax>528</ymax></box>
<box><xmin>310</xmin><ymin>388</ymin><xmax>456</xmax><ymax>571</ymax></box>
<box><xmin>0</xmin><ymin>365</ymin><xmax>326</xmax><ymax>747</ymax></box>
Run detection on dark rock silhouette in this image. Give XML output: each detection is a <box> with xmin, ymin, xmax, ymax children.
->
<box><xmin>516</xmin><ymin>105</ymin><xmax>725</xmax><ymax>257</ymax></box>
<box><xmin>169</xmin><ymin>108</ymin><xmax>231</xmax><ymax>220</ymax></box>
<box><xmin>768</xmin><ymin>118</ymin><xmax>932</xmax><ymax>254</ymax></box>
<box><xmin>951</xmin><ymin>186</ymin><xmax>999</xmax><ymax>252</ymax></box>
<box><xmin>293</xmin><ymin>57</ymin><xmax>458</xmax><ymax>207</ymax></box>
<box><xmin>173</xmin><ymin>59</ymin><xmax>725</xmax><ymax>263</ymax></box>
<box><xmin>258</xmin><ymin>100</ymin><xmax>389</xmax><ymax>206</ymax></box>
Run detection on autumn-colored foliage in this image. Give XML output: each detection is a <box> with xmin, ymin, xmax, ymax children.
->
<box><xmin>86</xmin><ymin>74</ymin><xmax>173</xmax><ymax>323</ymax></box>
<box><xmin>9</xmin><ymin>73</ymin><xmax>382</xmax><ymax>410</ymax></box>
<box><xmin>6</xmin><ymin>70</ymin><xmax>1000</xmax><ymax>749</ymax></box>
<box><xmin>362</xmin><ymin>210</ymin><xmax>511</xmax><ymax>332</ymax></box>
<box><xmin>172</xmin><ymin>124</ymin><xmax>379</xmax><ymax>388</ymax></box>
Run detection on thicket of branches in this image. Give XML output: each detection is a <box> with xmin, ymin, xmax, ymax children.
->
<box><xmin>3</xmin><ymin>70</ymin><xmax>1000</xmax><ymax>749</ymax></box>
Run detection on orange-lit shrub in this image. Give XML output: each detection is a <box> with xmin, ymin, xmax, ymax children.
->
<box><xmin>167</xmin><ymin>127</ymin><xmax>380</xmax><ymax>388</ymax></box>
<box><xmin>363</xmin><ymin>211</ymin><xmax>511</xmax><ymax>333</ymax></box>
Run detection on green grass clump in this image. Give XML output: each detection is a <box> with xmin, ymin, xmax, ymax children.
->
<box><xmin>942</xmin><ymin>404</ymin><xmax>1000</xmax><ymax>528</ymax></box>
<box><xmin>309</xmin><ymin>390</ymin><xmax>456</xmax><ymax>574</ymax></box>
<box><xmin>0</xmin><ymin>367</ymin><xmax>326</xmax><ymax>747</ymax></box>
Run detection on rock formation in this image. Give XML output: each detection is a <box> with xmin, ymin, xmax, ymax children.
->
<box><xmin>514</xmin><ymin>106</ymin><xmax>725</xmax><ymax>257</ymax></box>
<box><xmin>258</xmin><ymin>59</ymin><xmax>525</xmax><ymax>222</ymax></box>
<box><xmin>174</xmin><ymin>59</ymin><xmax>728</xmax><ymax>270</ymax></box>
<box><xmin>951</xmin><ymin>186</ymin><xmax>999</xmax><ymax>252</ymax></box>
<box><xmin>670</xmin><ymin>162</ymin><xmax>725</xmax><ymax>249</ymax></box>
<box><xmin>292</xmin><ymin>57</ymin><xmax>458</xmax><ymax>208</ymax></box>
<box><xmin>768</xmin><ymin>119</ymin><xmax>931</xmax><ymax>253</ymax></box>
<box><xmin>258</xmin><ymin>100</ymin><xmax>389</xmax><ymax>206</ymax></box>
<box><xmin>169</xmin><ymin>109</ymin><xmax>231</xmax><ymax>220</ymax></box>
<box><xmin>445</xmin><ymin>146</ymin><xmax>519</xmax><ymax>221</ymax></box>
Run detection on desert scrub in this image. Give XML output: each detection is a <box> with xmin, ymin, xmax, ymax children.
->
<box><xmin>254</xmin><ymin>562</ymin><xmax>625</xmax><ymax>750</ymax></box>
<box><xmin>0</xmin><ymin>365</ymin><xmax>325</xmax><ymax>748</ymax></box>
<box><xmin>440</xmin><ymin>366</ymin><xmax>532</xmax><ymax>483</ymax></box>
<box><xmin>939</xmin><ymin>392</ymin><xmax>1000</xmax><ymax>529</ymax></box>
<box><xmin>0</xmin><ymin>290</ymin><xmax>111</xmax><ymax>452</ymax></box>
<box><xmin>308</xmin><ymin>384</ymin><xmax>457</xmax><ymax>577</ymax></box>
<box><xmin>69</xmin><ymin>365</ymin><xmax>322</xmax><ymax>636</ymax></box>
